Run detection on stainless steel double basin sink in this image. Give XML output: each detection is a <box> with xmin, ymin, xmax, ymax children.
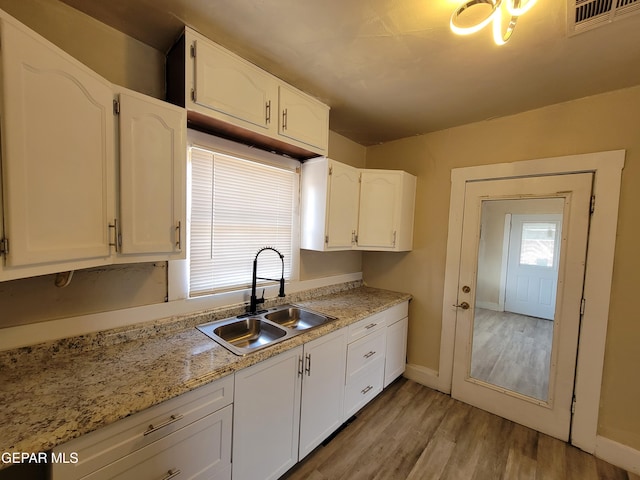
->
<box><xmin>197</xmin><ymin>305</ymin><xmax>335</xmax><ymax>356</ymax></box>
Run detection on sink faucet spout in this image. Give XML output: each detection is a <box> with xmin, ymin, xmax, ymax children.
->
<box><xmin>249</xmin><ymin>247</ymin><xmax>285</xmax><ymax>314</ymax></box>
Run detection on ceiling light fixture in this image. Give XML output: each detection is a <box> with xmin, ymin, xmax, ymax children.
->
<box><xmin>450</xmin><ymin>0</ymin><xmax>538</xmax><ymax>45</ymax></box>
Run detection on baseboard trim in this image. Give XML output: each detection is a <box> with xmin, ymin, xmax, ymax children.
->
<box><xmin>595</xmin><ymin>436</ymin><xmax>640</xmax><ymax>475</ymax></box>
<box><xmin>475</xmin><ymin>301</ymin><xmax>501</xmax><ymax>311</ymax></box>
<box><xmin>404</xmin><ymin>364</ymin><xmax>450</xmax><ymax>394</ymax></box>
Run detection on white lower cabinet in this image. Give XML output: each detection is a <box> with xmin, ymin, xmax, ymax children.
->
<box><xmin>82</xmin><ymin>406</ymin><xmax>231</xmax><ymax>480</ymax></box>
<box><xmin>384</xmin><ymin>303</ymin><xmax>409</xmax><ymax>388</ymax></box>
<box><xmin>233</xmin><ymin>328</ymin><xmax>348</xmax><ymax>480</ymax></box>
<box><xmin>233</xmin><ymin>347</ymin><xmax>302</xmax><ymax>480</ymax></box>
<box><xmin>51</xmin><ymin>375</ymin><xmax>233</xmax><ymax>480</ymax></box>
<box><xmin>48</xmin><ymin>303</ymin><xmax>409</xmax><ymax>480</ymax></box>
<box><xmin>344</xmin><ymin>317</ymin><xmax>387</xmax><ymax>420</ymax></box>
<box><xmin>298</xmin><ymin>328</ymin><xmax>348</xmax><ymax>459</ymax></box>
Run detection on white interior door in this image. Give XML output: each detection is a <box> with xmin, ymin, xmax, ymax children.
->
<box><xmin>452</xmin><ymin>173</ymin><xmax>592</xmax><ymax>441</ymax></box>
<box><xmin>504</xmin><ymin>214</ymin><xmax>562</xmax><ymax>320</ymax></box>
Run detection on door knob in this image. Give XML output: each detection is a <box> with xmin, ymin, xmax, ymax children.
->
<box><xmin>453</xmin><ymin>302</ymin><xmax>470</xmax><ymax>310</ymax></box>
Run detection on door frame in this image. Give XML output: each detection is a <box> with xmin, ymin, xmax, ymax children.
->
<box><xmin>439</xmin><ymin>150</ymin><xmax>624</xmax><ymax>452</ymax></box>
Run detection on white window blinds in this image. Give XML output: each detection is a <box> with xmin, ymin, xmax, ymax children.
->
<box><xmin>189</xmin><ymin>146</ymin><xmax>298</xmax><ymax>297</ymax></box>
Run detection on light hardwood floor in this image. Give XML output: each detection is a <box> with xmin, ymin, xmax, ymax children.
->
<box><xmin>471</xmin><ymin>308</ymin><xmax>553</xmax><ymax>401</ymax></box>
<box><xmin>282</xmin><ymin>378</ymin><xmax>635</xmax><ymax>480</ymax></box>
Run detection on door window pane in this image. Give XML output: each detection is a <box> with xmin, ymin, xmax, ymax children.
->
<box><xmin>519</xmin><ymin>222</ymin><xmax>557</xmax><ymax>267</ymax></box>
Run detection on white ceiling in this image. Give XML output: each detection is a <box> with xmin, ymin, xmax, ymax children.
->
<box><xmin>57</xmin><ymin>0</ymin><xmax>640</xmax><ymax>146</ymax></box>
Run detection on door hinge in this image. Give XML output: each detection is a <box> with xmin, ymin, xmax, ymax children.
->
<box><xmin>190</xmin><ymin>43</ymin><xmax>196</xmax><ymax>58</ymax></box>
<box><xmin>0</xmin><ymin>237</ymin><xmax>8</xmax><ymax>257</ymax></box>
<box><xmin>325</xmin><ymin>235</ymin><xmax>329</xmax><ymax>244</ymax></box>
<box><xmin>580</xmin><ymin>297</ymin><xmax>586</xmax><ymax>316</ymax></box>
<box><xmin>191</xmin><ymin>88</ymin><xmax>196</xmax><ymax>102</ymax></box>
<box><xmin>590</xmin><ymin>195</ymin><xmax>596</xmax><ymax>214</ymax></box>
<box><xmin>328</xmin><ymin>165</ymin><xmax>333</xmax><ymax>176</ymax></box>
<box><xmin>113</xmin><ymin>99</ymin><xmax>120</xmax><ymax>115</ymax></box>
<box><xmin>571</xmin><ymin>396</ymin><xmax>577</xmax><ymax>414</ymax></box>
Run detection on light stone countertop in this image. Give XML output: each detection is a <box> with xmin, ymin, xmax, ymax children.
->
<box><xmin>0</xmin><ymin>283</ymin><xmax>411</xmax><ymax>465</ymax></box>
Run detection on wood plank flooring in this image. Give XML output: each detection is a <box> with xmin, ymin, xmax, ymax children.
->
<box><xmin>471</xmin><ymin>308</ymin><xmax>553</xmax><ymax>401</ymax></box>
<box><xmin>281</xmin><ymin>378</ymin><xmax>634</xmax><ymax>480</ymax></box>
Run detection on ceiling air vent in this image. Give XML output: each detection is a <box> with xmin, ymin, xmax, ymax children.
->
<box><xmin>568</xmin><ymin>0</ymin><xmax>640</xmax><ymax>35</ymax></box>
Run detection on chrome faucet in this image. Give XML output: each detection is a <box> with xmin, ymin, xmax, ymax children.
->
<box><xmin>249</xmin><ymin>247</ymin><xmax>285</xmax><ymax>314</ymax></box>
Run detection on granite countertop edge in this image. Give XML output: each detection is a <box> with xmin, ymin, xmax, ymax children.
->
<box><xmin>0</xmin><ymin>283</ymin><xmax>411</xmax><ymax>464</ymax></box>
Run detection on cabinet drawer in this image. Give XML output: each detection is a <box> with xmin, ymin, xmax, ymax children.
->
<box><xmin>347</xmin><ymin>311</ymin><xmax>386</xmax><ymax>343</ymax></box>
<box><xmin>344</xmin><ymin>357</ymin><xmax>384</xmax><ymax>419</ymax></box>
<box><xmin>386</xmin><ymin>302</ymin><xmax>409</xmax><ymax>324</ymax></box>
<box><xmin>84</xmin><ymin>404</ymin><xmax>232</xmax><ymax>480</ymax></box>
<box><xmin>52</xmin><ymin>374</ymin><xmax>234</xmax><ymax>479</ymax></box>
<box><xmin>346</xmin><ymin>328</ymin><xmax>386</xmax><ymax>381</ymax></box>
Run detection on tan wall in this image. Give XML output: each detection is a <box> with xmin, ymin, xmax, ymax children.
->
<box><xmin>0</xmin><ymin>0</ymin><xmax>165</xmax><ymax>99</ymax></box>
<box><xmin>364</xmin><ymin>85</ymin><xmax>640</xmax><ymax>450</ymax></box>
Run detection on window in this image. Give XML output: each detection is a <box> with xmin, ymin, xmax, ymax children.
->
<box><xmin>519</xmin><ymin>222</ymin><xmax>558</xmax><ymax>268</ymax></box>
<box><xmin>188</xmin><ymin>139</ymin><xmax>299</xmax><ymax>297</ymax></box>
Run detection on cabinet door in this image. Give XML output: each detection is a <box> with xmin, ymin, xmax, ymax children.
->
<box><xmin>278</xmin><ymin>84</ymin><xmax>329</xmax><ymax>153</ymax></box>
<box><xmin>190</xmin><ymin>33</ymin><xmax>277</xmax><ymax>133</ymax></box>
<box><xmin>233</xmin><ymin>347</ymin><xmax>303</xmax><ymax>480</ymax></box>
<box><xmin>384</xmin><ymin>316</ymin><xmax>408</xmax><ymax>388</ymax></box>
<box><xmin>326</xmin><ymin>161</ymin><xmax>360</xmax><ymax>249</ymax></box>
<box><xmin>357</xmin><ymin>171</ymin><xmax>401</xmax><ymax>249</ymax></box>
<box><xmin>299</xmin><ymin>328</ymin><xmax>347</xmax><ymax>459</ymax></box>
<box><xmin>117</xmin><ymin>90</ymin><xmax>186</xmax><ymax>258</ymax></box>
<box><xmin>83</xmin><ymin>405</ymin><xmax>232</xmax><ymax>480</ymax></box>
<box><xmin>0</xmin><ymin>18</ymin><xmax>115</xmax><ymax>268</ymax></box>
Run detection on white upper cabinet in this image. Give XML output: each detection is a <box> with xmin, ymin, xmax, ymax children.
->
<box><xmin>358</xmin><ymin>170</ymin><xmax>417</xmax><ymax>251</ymax></box>
<box><xmin>189</xmin><ymin>29</ymin><xmax>278</xmax><ymax>134</ymax></box>
<box><xmin>301</xmin><ymin>158</ymin><xmax>416</xmax><ymax>252</ymax></box>
<box><xmin>0</xmin><ymin>14</ymin><xmax>115</xmax><ymax>278</ymax></box>
<box><xmin>168</xmin><ymin>27</ymin><xmax>329</xmax><ymax>159</ymax></box>
<box><xmin>115</xmin><ymin>88</ymin><xmax>186</xmax><ymax>259</ymax></box>
<box><xmin>278</xmin><ymin>84</ymin><xmax>329</xmax><ymax>153</ymax></box>
<box><xmin>301</xmin><ymin>158</ymin><xmax>360</xmax><ymax>251</ymax></box>
<box><xmin>0</xmin><ymin>10</ymin><xmax>188</xmax><ymax>281</ymax></box>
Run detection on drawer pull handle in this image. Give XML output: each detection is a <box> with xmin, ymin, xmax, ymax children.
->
<box><xmin>364</xmin><ymin>351</ymin><xmax>376</xmax><ymax>359</ymax></box>
<box><xmin>161</xmin><ymin>469</ymin><xmax>182</xmax><ymax>480</ymax></box>
<box><xmin>361</xmin><ymin>385</ymin><xmax>374</xmax><ymax>395</ymax></box>
<box><xmin>364</xmin><ymin>323</ymin><xmax>377</xmax><ymax>330</ymax></box>
<box><xmin>144</xmin><ymin>414</ymin><xmax>184</xmax><ymax>436</ymax></box>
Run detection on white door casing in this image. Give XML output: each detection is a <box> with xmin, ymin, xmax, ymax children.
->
<box><xmin>438</xmin><ymin>150</ymin><xmax>624</xmax><ymax>452</ymax></box>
